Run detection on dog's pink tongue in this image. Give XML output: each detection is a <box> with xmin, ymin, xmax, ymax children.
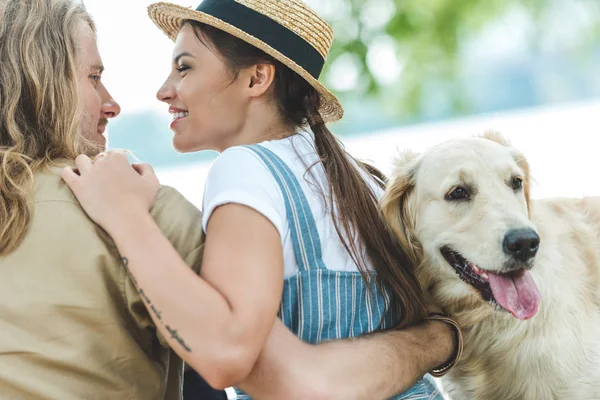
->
<box><xmin>487</xmin><ymin>269</ymin><xmax>541</xmax><ymax>320</ymax></box>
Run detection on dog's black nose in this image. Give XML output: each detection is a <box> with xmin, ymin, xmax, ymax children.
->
<box><xmin>503</xmin><ymin>228</ymin><xmax>540</xmax><ymax>262</ymax></box>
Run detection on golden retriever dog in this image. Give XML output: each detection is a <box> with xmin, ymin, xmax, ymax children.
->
<box><xmin>381</xmin><ymin>132</ymin><xmax>600</xmax><ymax>400</ymax></box>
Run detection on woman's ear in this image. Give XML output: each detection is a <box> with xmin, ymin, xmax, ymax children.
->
<box><xmin>246</xmin><ymin>63</ymin><xmax>276</xmax><ymax>97</ymax></box>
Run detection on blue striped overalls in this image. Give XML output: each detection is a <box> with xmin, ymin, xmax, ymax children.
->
<box><xmin>235</xmin><ymin>144</ymin><xmax>443</xmax><ymax>399</ymax></box>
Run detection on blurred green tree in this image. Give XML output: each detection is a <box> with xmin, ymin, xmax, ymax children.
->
<box><xmin>313</xmin><ymin>0</ymin><xmax>600</xmax><ymax>120</ymax></box>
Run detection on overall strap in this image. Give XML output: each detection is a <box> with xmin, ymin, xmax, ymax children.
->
<box><xmin>243</xmin><ymin>144</ymin><xmax>326</xmax><ymax>271</ymax></box>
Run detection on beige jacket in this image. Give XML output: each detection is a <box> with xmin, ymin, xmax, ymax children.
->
<box><xmin>0</xmin><ymin>168</ymin><xmax>204</xmax><ymax>399</ymax></box>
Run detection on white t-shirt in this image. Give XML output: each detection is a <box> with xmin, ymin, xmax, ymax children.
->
<box><xmin>201</xmin><ymin>131</ymin><xmax>382</xmax><ymax>278</ymax></box>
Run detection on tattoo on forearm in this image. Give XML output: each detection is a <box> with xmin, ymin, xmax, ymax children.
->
<box><xmin>120</xmin><ymin>255</ymin><xmax>192</xmax><ymax>352</ymax></box>
<box><xmin>166</xmin><ymin>325</ymin><xmax>192</xmax><ymax>352</ymax></box>
<box><xmin>121</xmin><ymin>257</ymin><xmax>138</xmax><ymax>287</ymax></box>
<box><xmin>139</xmin><ymin>288</ymin><xmax>163</xmax><ymax>320</ymax></box>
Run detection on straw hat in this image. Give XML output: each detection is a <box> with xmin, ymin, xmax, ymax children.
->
<box><xmin>148</xmin><ymin>0</ymin><xmax>344</xmax><ymax>122</ymax></box>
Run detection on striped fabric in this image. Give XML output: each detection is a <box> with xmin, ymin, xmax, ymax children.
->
<box><xmin>234</xmin><ymin>144</ymin><xmax>443</xmax><ymax>400</ymax></box>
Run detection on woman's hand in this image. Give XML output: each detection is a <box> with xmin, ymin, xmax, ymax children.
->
<box><xmin>61</xmin><ymin>152</ymin><xmax>160</xmax><ymax>233</ymax></box>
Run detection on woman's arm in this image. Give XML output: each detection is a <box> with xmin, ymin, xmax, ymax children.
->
<box><xmin>112</xmin><ymin>204</ymin><xmax>283</xmax><ymax>389</ymax></box>
<box><xmin>241</xmin><ymin>318</ymin><xmax>454</xmax><ymax>400</ymax></box>
<box><xmin>62</xmin><ymin>154</ymin><xmax>284</xmax><ymax>389</ymax></box>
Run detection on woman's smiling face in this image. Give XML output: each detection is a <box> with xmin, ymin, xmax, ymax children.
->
<box><xmin>156</xmin><ymin>24</ymin><xmax>251</xmax><ymax>153</ymax></box>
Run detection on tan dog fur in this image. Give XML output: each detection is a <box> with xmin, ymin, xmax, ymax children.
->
<box><xmin>381</xmin><ymin>132</ymin><xmax>600</xmax><ymax>399</ymax></box>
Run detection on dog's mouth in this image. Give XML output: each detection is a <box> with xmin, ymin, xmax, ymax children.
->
<box><xmin>440</xmin><ymin>246</ymin><xmax>541</xmax><ymax>320</ymax></box>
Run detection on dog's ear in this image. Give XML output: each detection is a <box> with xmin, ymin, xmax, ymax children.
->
<box><xmin>477</xmin><ymin>130</ymin><xmax>532</xmax><ymax>216</ymax></box>
<box><xmin>478</xmin><ymin>129</ymin><xmax>513</xmax><ymax>147</ymax></box>
<box><xmin>380</xmin><ymin>149</ymin><xmax>423</xmax><ymax>266</ymax></box>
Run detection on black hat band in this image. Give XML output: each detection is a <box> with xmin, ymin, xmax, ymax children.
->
<box><xmin>196</xmin><ymin>0</ymin><xmax>325</xmax><ymax>79</ymax></box>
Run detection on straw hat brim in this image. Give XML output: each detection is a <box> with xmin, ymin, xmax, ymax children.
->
<box><xmin>148</xmin><ymin>2</ymin><xmax>344</xmax><ymax>123</ymax></box>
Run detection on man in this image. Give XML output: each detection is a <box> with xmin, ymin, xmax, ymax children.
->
<box><xmin>0</xmin><ymin>1</ymin><xmax>456</xmax><ymax>399</ymax></box>
<box><xmin>0</xmin><ymin>1</ymin><xmax>219</xmax><ymax>398</ymax></box>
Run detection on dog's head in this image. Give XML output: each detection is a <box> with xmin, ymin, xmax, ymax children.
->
<box><xmin>381</xmin><ymin>131</ymin><xmax>541</xmax><ymax>326</ymax></box>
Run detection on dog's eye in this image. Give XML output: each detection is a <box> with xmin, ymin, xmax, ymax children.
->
<box><xmin>446</xmin><ymin>187</ymin><xmax>470</xmax><ymax>201</ymax></box>
<box><xmin>512</xmin><ymin>177</ymin><xmax>523</xmax><ymax>190</ymax></box>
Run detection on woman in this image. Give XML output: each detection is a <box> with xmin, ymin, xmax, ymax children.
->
<box><xmin>62</xmin><ymin>0</ymin><xmax>462</xmax><ymax>398</ymax></box>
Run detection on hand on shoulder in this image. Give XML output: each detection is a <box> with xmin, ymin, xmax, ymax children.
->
<box><xmin>61</xmin><ymin>152</ymin><xmax>160</xmax><ymax>232</ymax></box>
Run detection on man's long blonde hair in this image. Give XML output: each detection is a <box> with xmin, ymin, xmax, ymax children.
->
<box><xmin>0</xmin><ymin>0</ymin><xmax>99</xmax><ymax>255</ymax></box>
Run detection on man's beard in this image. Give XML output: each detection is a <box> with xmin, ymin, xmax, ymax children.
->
<box><xmin>80</xmin><ymin>115</ymin><xmax>108</xmax><ymax>157</ymax></box>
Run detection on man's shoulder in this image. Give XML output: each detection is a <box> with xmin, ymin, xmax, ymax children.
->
<box><xmin>152</xmin><ymin>185</ymin><xmax>203</xmax><ymax>226</ymax></box>
<box><xmin>33</xmin><ymin>166</ymin><xmax>79</xmax><ymax>205</ymax></box>
<box><xmin>29</xmin><ymin>169</ymin><xmax>119</xmax><ymax>257</ymax></box>
<box><xmin>32</xmin><ymin>169</ymin><xmax>202</xmax><ymax>227</ymax></box>
<box><xmin>32</xmin><ymin>170</ymin><xmax>204</xmax><ymax>270</ymax></box>
<box><xmin>151</xmin><ymin>185</ymin><xmax>205</xmax><ymax>272</ymax></box>
<box><xmin>31</xmin><ymin>168</ymin><xmax>105</xmax><ymax>239</ymax></box>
